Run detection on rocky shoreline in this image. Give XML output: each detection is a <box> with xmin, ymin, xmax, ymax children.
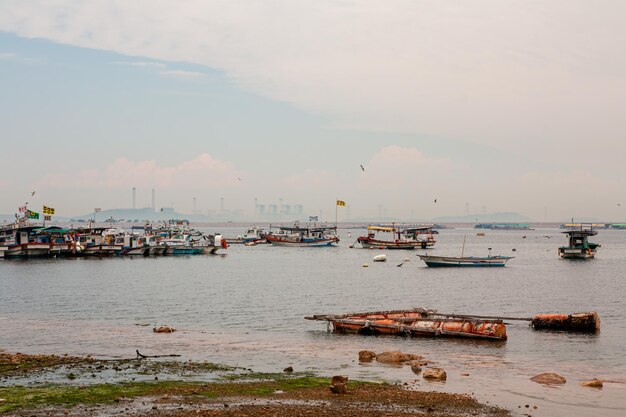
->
<box><xmin>0</xmin><ymin>349</ymin><xmax>509</xmax><ymax>416</ymax></box>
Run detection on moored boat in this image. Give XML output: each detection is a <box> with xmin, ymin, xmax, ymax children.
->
<box><xmin>0</xmin><ymin>225</ymin><xmax>51</xmax><ymax>258</ymax></box>
<box><xmin>357</xmin><ymin>225</ymin><xmax>435</xmax><ymax>249</ymax></box>
<box><xmin>224</xmin><ymin>226</ymin><xmax>266</xmax><ymax>244</ymax></box>
<box><xmin>265</xmin><ymin>224</ymin><xmax>339</xmax><ymax>247</ymax></box>
<box><xmin>418</xmin><ymin>254</ymin><xmax>513</xmax><ymax>267</ymax></box>
<box><xmin>558</xmin><ymin>224</ymin><xmax>600</xmax><ymax>259</ymax></box>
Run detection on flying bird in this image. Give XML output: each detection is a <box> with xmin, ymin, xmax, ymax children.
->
<box><xmin>434</xmin><ymin>198</ymin><xmax>437</xmax><ymax>203</ymax></box>
<box><xmin>360</xmin><ymin>164</ymin><xmax>365</xmax><ymax>172</ymax></box>
<box><xmin>237</xmin><ymin>177</ymin><xmax>242</xmax><ymax>181</ymax></box>
<box><xmin>31</xmin><ymin>191</ymin><xmax>36</xmax><ymax>196</ymax></box>
<box><xmin>618</xmin><ymin>203</ymin><xmax>621</xmax><ymax>206</ymax></box>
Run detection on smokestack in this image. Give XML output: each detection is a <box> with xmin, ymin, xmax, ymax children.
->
<box><xmin>151</xmin><ymin>188</ymin><xmax>155</xmax><ymax>212</ymax></box>
<box><xmin>132</xmin><ymin>187</ymin><xmax>136</xmax><ymax>209</ymax></box>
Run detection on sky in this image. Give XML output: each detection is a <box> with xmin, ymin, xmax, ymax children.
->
<box><xmin>1</xmin><ymin>1</ymin><xmax>625</xmax><ymax>221</ymax></box>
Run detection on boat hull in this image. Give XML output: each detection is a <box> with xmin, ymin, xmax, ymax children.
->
<box><xmin>266</xmin><ymin>236</ymin><xmax>338</xmax><ymax>247</ymax></box>
<box><xmin>148</xmin><ymin>246</ymin><xmax>167</xmax><ymax>256</ymax></box>
<box><xmin>331</xmin><ymin>317</ymin><xmax>506</xmax><ymax>341</ymax></box>
<box><xmin>558</xmin><ymin>248</ymin><xmax>596</xmax><ymax>259</ymax></box>
<box><xmin>419</xmin><ymin>255</ymin><xmax>512</xmax><ymax>267</ymax></box>
<box><xmin>164</xmin><ymin>246</ymin><xmax>204</xmax><ymax>255</ymax></box>
<box><xmin>3</xmin><ymin>243</ymin><xmax>51</xmax><ymax>258</ymax></box>
<box><xmin>357</xmin><ymin>238</ymin><xmax>433</xmax><ymax>250</ymax></box>
<box><xmin>120</xmin><ymin>247</ymin><xmax>150</xmax><ymax>256</ymax></box>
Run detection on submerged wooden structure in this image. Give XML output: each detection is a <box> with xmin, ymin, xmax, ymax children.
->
<box><xmin>306</xmin><ymin>308</ymin><xmax>508</xmax><ymax>341</ymax></box>
<box><xmin>306</xmin><ymin>308</ymin><xmax>600</xmax><ymax>341</ymax></box>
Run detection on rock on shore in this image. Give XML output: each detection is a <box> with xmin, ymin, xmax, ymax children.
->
<box><xmin>530</xmin><ymin>373</ymin><xmax>566</xmax><ymax>385</ymax></box>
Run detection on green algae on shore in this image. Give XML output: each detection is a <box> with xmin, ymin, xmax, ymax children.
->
<box><xmin>0</xmin><ymin>351</ymin><xmax>509</xmax><ymax>416</ymax></box>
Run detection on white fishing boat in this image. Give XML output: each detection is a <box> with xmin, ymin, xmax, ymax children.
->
<box><xmin>418</xmin><ymin>236</ymin><xmax>512</xmax><ymax>267</ymax></box>
<box><xmin>418</xmin><ymin>254</ymin><xmax>513</xmax><ymax>267</ymax></box>
<box><xmin>265</xmin><ymin>224</ymin><xmax>339</xmax><ymax>247</ymax></box>
<box><xmin>224</xmin><ymin>226</ymin><xmax>266</xmax><ymax>244</ymax></box>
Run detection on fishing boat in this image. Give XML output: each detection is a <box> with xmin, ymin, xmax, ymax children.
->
<box><xmin>356</xmin><ymin>225</ymin><xmax>435</xmax><ymax>249</ymax></box>
<box><xmin>306</xmin><ymin>308</ymin><xmax>507</xmax><ymax>341</ymax></box>
<box><xmin>265</xmin><ymin>224</ymin><xmax>339</xmax><ymax>247</ymax></box>
<box><xmin>224</xmin><ymin>226</ymin><xmax>266</xmax><ymax>244</ymax></box>
<box><xmin>0</xmin><ymin>225</ymin><xmax>52</xmax><ymax>258</ymax></box>
<box><xmin>418</xmin><ymin>254</ymin><xmax>513</xmax><ymax>267</ymax></box>
<box><xmin>418</xmin><ymin>236</ymin><xmax>512</xmax><ymax>267</ymax></box>
<box><xmin>558</xmin><ymin>224</ymin><xmax>600</xmax><ymax>259</ymax></box>
<box><xmin>119</xmin><ymin>233</ymin><xmax>151</xmax><ymax>256</ymax></box>
<box><xmin>32</xmin><ymin>226</ymin><xmax>74</xmax><ymax>256</ymax></box>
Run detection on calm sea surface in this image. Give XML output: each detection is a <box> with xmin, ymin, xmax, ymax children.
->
<box><xmin>1</xmin><ymin>227</ymin><xmax>625</xmax><ymax>416</ymax></box>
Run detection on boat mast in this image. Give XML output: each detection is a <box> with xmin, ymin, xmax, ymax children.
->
<box><xmin>461</xmin><ymin>234</ymin><xmax>466</xmax><ymax>257</ymax></box>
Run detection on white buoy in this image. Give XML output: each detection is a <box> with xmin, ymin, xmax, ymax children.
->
<box><xmin>373</xmin><ymin>254</ymin><xmax>387</xmax><ymax>262</ymax></box>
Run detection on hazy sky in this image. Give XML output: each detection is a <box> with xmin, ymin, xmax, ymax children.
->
<box><xmin>1</xmin><ymin>1</ymin><xmax>625</xmax><ymax>220</ymax></box>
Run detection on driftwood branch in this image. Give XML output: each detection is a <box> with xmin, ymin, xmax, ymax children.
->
<box><xmin>136</xmin><ymin>349</ymin><xmax>181</xmax><ymax>359</ymax></box>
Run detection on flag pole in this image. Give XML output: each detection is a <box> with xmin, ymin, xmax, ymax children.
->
<box><xmin>335</xmin><ymin>197</ymin><xmax>338</xmax><ymax>228</ymax></box>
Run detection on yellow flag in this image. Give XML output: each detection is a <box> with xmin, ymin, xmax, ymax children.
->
<box><xmin>43</xmin><ymin>205</ymin><xmax>56</xmax><ymax>215</ymax></box>
<box><xmin>336</xmin><ymin>200</ymin><xmax>346</xmax><ymax>206</ymax></box>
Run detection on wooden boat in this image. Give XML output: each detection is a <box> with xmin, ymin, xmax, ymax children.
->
<box><xmin>357</xmin><ymin>225</ymin><xmax>435</xmax><ymax>249</ymax></box>
<box><xmin>265</xmin><ymin>224</ymin><xmax>339</xmax><ymax>247</ymax></box>
<box><xmin>558</xmin><ymin>224</ymin><xmax>600</xmax><ymax>259</ymax></box>
<box><xmin>419</xmin><ymin>254</ymin><xmax>513</xmax><ymax>267</ymax></box>
<box><xmin>306</xmin><ymin>308</ymin><xmax>507</xmax><ymax>341</ymax></box>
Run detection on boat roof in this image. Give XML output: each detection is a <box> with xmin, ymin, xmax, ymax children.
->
<box><xmin>367</xmin><ymin>226</ymin><xmax>395</xmax><ymax>232</ymax></box>
<box><xmin>562</xmin><ymin>229</ymin><xmax>598</xmax><ymax>236</ymax></box>
<box><xmin>32</xmin><ymin>226</ymin><xmax>71</xmax><ymax>234</ymax></box>
<box><xmin>278</xmin><ymin>226</ymin><xmax>336</xmax><ymax>232</ymax></box>
<box><xmin>367</xmin><ymin>225</ymin><xmax>432</xmax><ymax>232</ymax></box>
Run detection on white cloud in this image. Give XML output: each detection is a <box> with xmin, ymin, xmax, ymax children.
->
<box><xmin>1</xmin><ymin>1</ymin><xmax>625</xmax><ymax>157</ymax></box>
<box><xmin>40</xmin><ymin>154</ymin><xmax>242</xmax><ymax>189</ymax></box>
<box><xmin>112</xmin><ymin>60</ymin><xmax>166</xmax><ymax>68</ymax></box>
<box><xmin>0</xmin><ymin>52</ymin><xmax>16</xmax><ymax>60</ymax></box>
<box><xmin>159</xmin><ymin>69</ymin><xmax>205</xmax><ymax>78</ymax></box>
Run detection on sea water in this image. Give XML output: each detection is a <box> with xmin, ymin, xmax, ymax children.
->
<box><xmin>1</xmin><ymin>227</ymin><xmax>625</xmax><ymax>416</ymax></box>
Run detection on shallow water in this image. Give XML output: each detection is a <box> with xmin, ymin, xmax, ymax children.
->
<box><xmin>1</xmin><ymin>227</ymin><xmax>625</xmax><ymax>416</ymax></box>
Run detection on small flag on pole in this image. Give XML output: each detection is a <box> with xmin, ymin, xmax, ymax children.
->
<box><xmin>336</xmin><ymin>200</ymin><xmax>346</xmax><ymax>206</ymax></box>
<box><xmin>44</xmin><ymin>215</ymin><xmax>52</xmax><ymax>221</ymax></box>
<box><xmin>43</xmin><ymin>205</ymin><xmax>55</xmax><ymax>215</ymax></box>
<box><xmin>94</xmin><ymin>208</ymin><xmax>102</xmax><ymax>213</ymax></box>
